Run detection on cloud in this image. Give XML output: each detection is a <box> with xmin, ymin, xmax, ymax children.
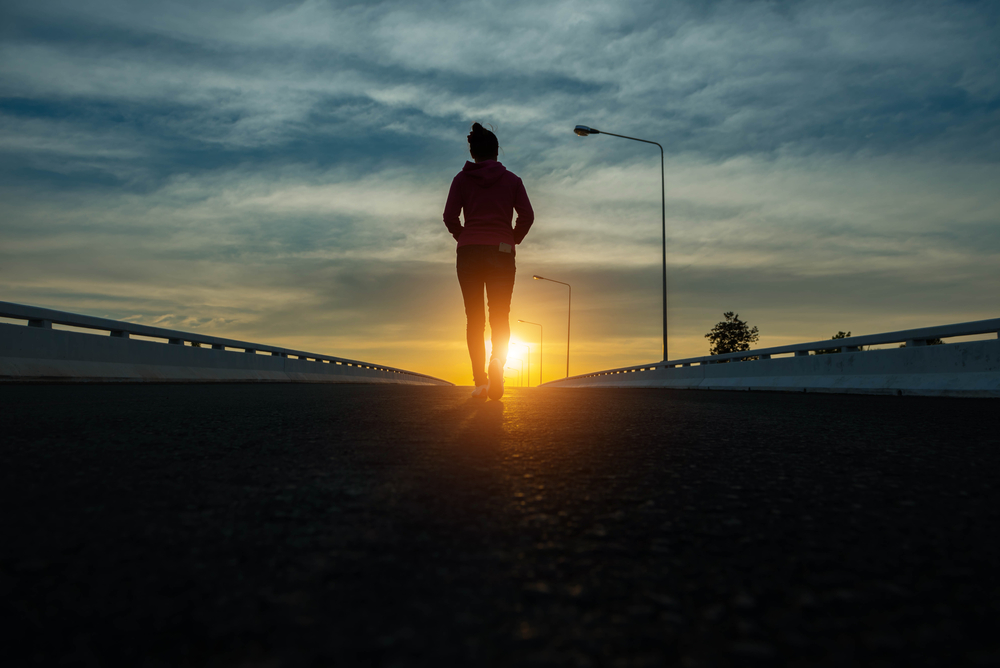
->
<box><xmin>1</xmin><ymin>0</ymin><xmax>998</xmax><ymax>382</ymax></box>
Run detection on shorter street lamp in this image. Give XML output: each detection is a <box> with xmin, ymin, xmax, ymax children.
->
<box><xmin>506</xmin><ymin>358</ymin><xmax>523</xmax><ymax>387</ymax></box>
<box><xmin>533</xmin><ymin>275</ymin><xmax>571</xmax><ymax>378</ymax></box>
<box><xmin>517</xmin><ymin>319</ymin><xmax>543</xmax><ymax>386</ymax></box>
<box><xmin>513</xmin><ymin>342</ymin><xmax>531</xmax><ymax>388</ymax></box>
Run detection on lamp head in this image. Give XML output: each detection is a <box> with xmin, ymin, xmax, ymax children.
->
<box><xmin>533</xmin><ymin>275</ymin><xmax>544</xmax><ymax>280</ymax></box>
<box><xmin>574</xmin><ymin>125</ymin><xmax>599</xmax><ymax>137</ymax></box>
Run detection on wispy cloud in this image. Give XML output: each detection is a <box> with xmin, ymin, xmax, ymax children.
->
<box><xmin>1</xmin><ymin>0</ymin><xmax>997</xmax><ymax>381</ymax></box>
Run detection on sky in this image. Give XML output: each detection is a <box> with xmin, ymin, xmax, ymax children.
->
<box><xmin>1</xmin><ymin>0</ymin><xmax>998</xmax><ymax>385</ymax></box>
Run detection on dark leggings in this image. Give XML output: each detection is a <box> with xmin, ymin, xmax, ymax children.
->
<box><xmin>457</xmin><ymin>244</ymin><xmax>516</xmax><ymax>386</ymax></box>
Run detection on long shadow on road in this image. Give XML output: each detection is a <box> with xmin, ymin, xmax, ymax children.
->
<box><xmin>2</xmin><ymin>384</ymin><xmax>999</xmax><ymax>667</ymax></box>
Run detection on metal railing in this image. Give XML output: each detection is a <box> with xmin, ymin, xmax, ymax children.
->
<box><xmin>0</xmin><ymin>301</ymin><xmax>446</xmax><ymax>383</ymax></box>
<box><xmin>547</xmin><ymin>317</ymin><xmax>1000</xmax><ymax>383</ymax></box>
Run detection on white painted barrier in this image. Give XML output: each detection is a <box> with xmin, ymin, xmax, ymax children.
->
<box><xmin>543</xmin><ymin>318</ymin><xmax>1000</xmax><ymax>398</ymax></box>
<box><xmin>0</xmin><ymin>301</ymin><xmax>450</xmax><ymax>385</ymax></box>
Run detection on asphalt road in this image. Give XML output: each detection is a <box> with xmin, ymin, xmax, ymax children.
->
<box><xmin>2</xmin><ymin>383</ymin><xmax>999</xmax><ymax>667</ymax></box>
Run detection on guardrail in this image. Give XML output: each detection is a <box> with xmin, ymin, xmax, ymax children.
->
<box><xmin>542</xmin><ymin>317</ymin><xmax>1000</xmax><ymax>396</ymax></box>
<box><xmin>0</xmin><ymin>301</ymin><xmax>450</xmax><ymax>385</ymax></box>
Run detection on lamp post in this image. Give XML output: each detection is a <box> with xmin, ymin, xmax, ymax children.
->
<box><xmin>574</xmin><ymin>124</ymin><xmax>667</xmax><ymax>361</ymax></box>
<box><xmin>513</xmin><ymin>342</ymin><xmax>531</xmax><ymax>388</ymax></box>
<box><xmin>517</xmin><ymin>319</ymin><xmax>543</xmax><ymax>385</ymax></box>
<box><xmin>533</xmin><ymin>275</ymin><xmax>571</xmax><ymax>377</ymax></box>
<box><xmin>506</xmin><ymin>358</ymin><xmax>523</xmax><ymax>387</ymax></box>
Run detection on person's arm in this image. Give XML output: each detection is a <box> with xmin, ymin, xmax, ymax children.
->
<box><xmin>512</xmin><ymin>179</ymin><xmax>534</xmax><ymax>244</ymax></box>
<box><xmin>443</xmin><ymin>176</ymin><xmax>464</xmax><ymax>241</ymax></box>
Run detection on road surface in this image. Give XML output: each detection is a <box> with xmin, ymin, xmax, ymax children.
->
<box><xmin>3</xmin><ymin>384</ymin><xmax>999</xmax><ymax>666</ymax></box>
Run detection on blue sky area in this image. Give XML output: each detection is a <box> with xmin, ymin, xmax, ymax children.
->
<box><xmin>2</xmin><ymin>0</ymin><xmax>998</xmax><ymax>383</ymax></box>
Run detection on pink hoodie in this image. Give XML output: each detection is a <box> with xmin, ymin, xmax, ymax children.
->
<box><xmin>443</xmin><ymin>160</ymin><xmax>534</xmax><ymax>248</ymax></box>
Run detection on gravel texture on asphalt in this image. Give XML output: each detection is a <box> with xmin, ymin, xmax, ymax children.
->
<box><xmin>2</xmin><ymin>383</ymin><xmax>999</xmax><ymax>667</ymax></box>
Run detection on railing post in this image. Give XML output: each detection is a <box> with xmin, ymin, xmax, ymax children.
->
<box><xmin>244</xmin><ymin>348</ymin><xmax>256</xmax><ymax>354</ymax></box>
<box><xmin>212</xmin><ymin>344</ymin><xmax>224</xmax><ymax>350</ymax></box>
<box><xmin>111</xmin><ymin>330</ymin><xmax>129</xmax><ymax>339</ymax></box>
<box><xmin>28</xmin><ymin>319</ymin><xmax>52</xmax><ymax>329</ymax></box>
<box><xmin>795</xmin><ymin>350</ymin><xmax>809</xmax><ymax>357</ymax></box>
<box><xmin>760</xmin><ymin>354</ymin><xmax>771</xmax><ymax>359</ymax></box>
<box><xmin>905</xmin><ymin>339</ymin><xmax>925</xmax><ymax>347</ymax></box>
<box><xmin>169</xmin><ymin>338</ymin><xmax>183</xmax><ymax>345</ymax></box>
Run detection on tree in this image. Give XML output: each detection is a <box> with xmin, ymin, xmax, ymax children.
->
<box><xmin>705</xmin><ymin>312</ymin><xmax>759</xmax><ymax>357</ymax></box>
<box><xmin>815</xmin><ymin>331</ymin><xmax>851</xmax><ymax>355</ymax></box>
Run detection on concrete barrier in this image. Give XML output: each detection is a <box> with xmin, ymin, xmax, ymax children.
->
<box><xmin>0</xmin><ymin>302</ymin><xmax>450</xmax><ymax>385</ymax></box>
<box><xmin>544</xmin><ymin>320</ymin><xmax>1000</xmax><ymax>398</ymax></box>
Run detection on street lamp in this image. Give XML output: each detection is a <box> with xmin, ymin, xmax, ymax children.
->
<box><xmin>574</xmin><ymin>124</ymin><xmax>667</xmax><ymax>361</ymax></box>
<box><xmin>513</xmin><ymin>342</ymin><xmax>531</xmax><ymax>387</ymax></box>
<box><xmin>533</xmin><ymin>275</ymin><xmax>571</xmax><ymax>377</ymax></box>
<box><xmin>517</xmin><ymin>320</ymin><xmax>543</xmax><ymax>385</ymax></box>
<box><xmin>506</xmin><ymin>358</ymin><xmax>523</xmax><ymax>387</ymax></box>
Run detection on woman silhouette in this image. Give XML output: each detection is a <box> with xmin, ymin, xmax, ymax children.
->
<box><xmin>443</xmin><ymin>123</ymin><xmax>534</xmax><ymax>399</ymax></box>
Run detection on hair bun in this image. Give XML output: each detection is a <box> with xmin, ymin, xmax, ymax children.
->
<box><xmin>468</xmin><ymin>122</ymin><xmax>499</xmax><ymax>158</ymax></box>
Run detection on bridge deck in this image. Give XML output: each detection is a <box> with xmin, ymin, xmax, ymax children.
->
<box><xmin>3</xmin><ymin>384</ymin><xmax>999</xmax><ymax>666</ymax></box>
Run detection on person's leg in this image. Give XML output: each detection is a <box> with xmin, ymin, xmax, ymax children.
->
<box><xmin>457</xmin><ymin>247</ymin><xmax>488</xmax><ymax>387</ymax></box>
<box><xmin>484</xmin><ymin>250</ymin><xmax>516</xmax><ymax>368</ymax></box>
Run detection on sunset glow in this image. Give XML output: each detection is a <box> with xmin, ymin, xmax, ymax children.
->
<box><xmin>2</xmin><ymin>2</ymin><xmax>997</xmax><ymax>386</ymax></box>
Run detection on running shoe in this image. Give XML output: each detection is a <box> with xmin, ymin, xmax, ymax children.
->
<box><xmin>471</xmin><ymin>384</ymin><xmax>488</xmax><ymax>399</ymax></box>
<box><xmin>487</xmin><ymin>359</ymin><xmax>504</xmax><ymax>400</ymax></box>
